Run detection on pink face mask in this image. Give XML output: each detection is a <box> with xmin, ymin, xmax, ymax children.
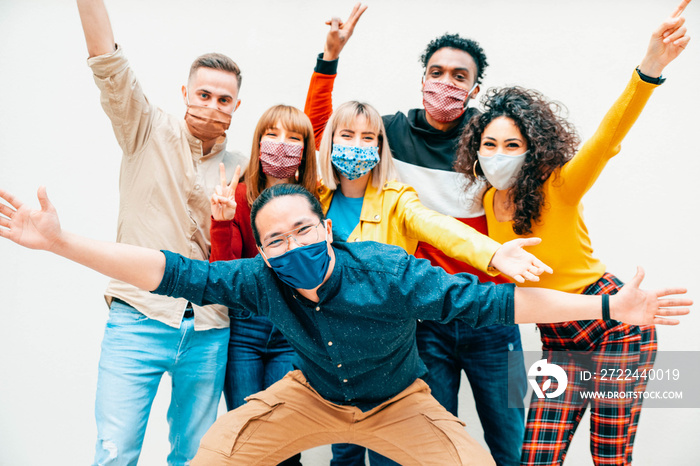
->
<box><xmin>422</xmin><ymin>81</ymin><xmax>472</xmax><ymax>123</ymax></box>
<box><xmin>259</xmin><ymin>140</ymin><xmax>304</xmax><ymax>179</ymax></box>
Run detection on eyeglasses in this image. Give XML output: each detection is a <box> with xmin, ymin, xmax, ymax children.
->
<box><xmin>260</xmin><ymin>221</ymin><xmax>324</xmax><ymax>258</ymax></box>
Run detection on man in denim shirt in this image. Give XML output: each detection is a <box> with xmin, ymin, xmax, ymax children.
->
<box><xmin>0</xmin><ymin>183</ymin><xmax>689</xmax><ymax>465</ymax></box>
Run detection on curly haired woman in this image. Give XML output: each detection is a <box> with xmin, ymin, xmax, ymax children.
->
<box><xmin>454</xmin><ymin>3</ymin><xmax>691</xmax><ymax>465</ymax></box>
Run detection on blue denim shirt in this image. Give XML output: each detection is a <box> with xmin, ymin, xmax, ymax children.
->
<box><xmin>155</xmin><ymin>241</ymin><xmax>515</xmax><ymax>410</ymax></box>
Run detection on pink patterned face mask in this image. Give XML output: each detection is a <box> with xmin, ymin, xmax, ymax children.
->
<box><xmin>422</xmin><ymin>81</ymin><xmax>472</xmax><ymax>123</ymax></box>
<box><xmin>259</xmin><ymin>140</ymin><xmax>304</xmax><ymax>179</ymax></box>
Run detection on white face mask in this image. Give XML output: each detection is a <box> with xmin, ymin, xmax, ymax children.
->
<box><xmin>477</xmin><ymin>150</ymin><xmax>529</xmax><ymax>190</ymax></box>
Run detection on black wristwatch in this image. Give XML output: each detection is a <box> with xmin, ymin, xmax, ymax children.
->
<box><xmin>636</xmin><ymin>67</ymin><xmax>666</xmax><ymax>85</ymax></box>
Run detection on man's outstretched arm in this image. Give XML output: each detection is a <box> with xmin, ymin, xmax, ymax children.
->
<box><xmin>0</xmin><ymin>187</ymin><xmax>164</xmax><ymax>291</ymax></box>
<box><xmin>513</xmin><ymin>271</ymin><xmax>691</xmax><ymax>326</ymax></box>
<box><xmin>77</xmin><ymin>0</ymin><xmax>116</xmax><ymax>57</ymax></box>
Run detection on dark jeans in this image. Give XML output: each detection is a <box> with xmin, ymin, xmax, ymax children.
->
<box><xmin>224</xmin><ymin>313</ymin><xmax>301</xmax><ymax>465</ymax></box>
<box><xmin>331</xmin><ymin>443</ymin><xmax>399</xmax><ymax>466</ymax></box>
<box><xmin>416</xmin><ymin>321</ymin><xmax>528</xmax><ymax>466</ymax></box>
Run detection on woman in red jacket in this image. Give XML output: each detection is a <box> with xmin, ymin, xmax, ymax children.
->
<box><xmin>208</xmin><ymin>104</ymin><xmax>317</xmax><ymax>466</ymax></box>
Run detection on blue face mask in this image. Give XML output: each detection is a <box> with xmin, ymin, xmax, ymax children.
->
<box><xmin>331</xmin><ymin>144</ymin><xmax>380</xmax><ymax>180</ymax></box>
<box><xmin>266</xmin><ymin>239</ymin><xmax>331</xmax><ymax>290</ymax></box>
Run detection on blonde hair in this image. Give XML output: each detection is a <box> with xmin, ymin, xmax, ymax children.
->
<box><xmin>245</xmin><ymin>105</ymin><xmax>318</xmax><ymax>206</ymax></box>
<box><xmin>317</xmin><ymin>101</ymin><xmax>397</xmax><ymax>191</ymax></box>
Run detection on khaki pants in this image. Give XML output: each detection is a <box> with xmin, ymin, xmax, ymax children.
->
<box><xmin>192</xmin><ymin>370</ymin><xmax>495</xmax><ymax>465</ymax></box>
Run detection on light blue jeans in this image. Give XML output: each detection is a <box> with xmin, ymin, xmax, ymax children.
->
<box><xmin>93</xmin><ymin>300</ymin><xmax>228</xmax><ymax>466</ymax></box>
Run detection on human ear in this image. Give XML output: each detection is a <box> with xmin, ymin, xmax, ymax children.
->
<box><xmin>325</xmin><ymin>219</ymin><xmax>334</xmax><ymax>244</ymax></box>
<box><xmin>470</xmin><ymin>84</ymin><xmax>480</xmax><ymax>99</ymax></box>
<box><xmin>181</xmin><ymin>85</ymin><xmax>188</xmax><ymax>104</ymax></box>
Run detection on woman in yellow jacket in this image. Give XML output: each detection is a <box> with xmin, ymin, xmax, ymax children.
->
<box><xmin>315</xmin><ymin>101</ymin><xmax>548</xmax><ymax>280</ymax></box>
<box><xmin>311</xmin><ymin>99</ymin><xmax>550</xmax><ymax>466</ymax></box>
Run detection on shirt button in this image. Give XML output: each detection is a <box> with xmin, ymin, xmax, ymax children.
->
<box><xmin>194</xmin><ymin>184</ymin><xmax>200</xmax><ymax>190</ymax></box>
<box><xmin>328</xmin><ymin>341</ymin><xmax>333</xmax><ymax>346</ymax></box>
<box><xmin>343</xmin><ymin>379</ymin><xmax>348</xmax><ymax>383</ymax></box>
<box><xmin>337</xmin><ymin>363</ymin><xmax>342</xmax><ymax>368</ymax></box>
<box><xmin>373</xmin><ymin>214</ymin><xmax>380</xmax><ymax>220</ymax></box>
<box><xmin>315</xmin><ymin>306</ymin><xmax>320</xmax><ymax>311</ymax></box>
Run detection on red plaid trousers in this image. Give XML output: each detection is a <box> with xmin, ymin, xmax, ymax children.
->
<box><xmin>521</xmin><ymin>273</ymin><xmax>657</xmax><ymax>465</ymax></box>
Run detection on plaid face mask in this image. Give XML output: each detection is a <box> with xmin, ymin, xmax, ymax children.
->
<box><xmin>259</xmin><ymin>140</ymin><xmax>304</xmax><ymax>179</ymax></box>
<box><xmin>422</xmin><ymin>81</ymin><xmax>475</xmax><ymax>123</ymax></box>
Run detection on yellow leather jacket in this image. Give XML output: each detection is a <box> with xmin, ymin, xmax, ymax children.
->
<box><xmin>317</xmin><ymin>176</ymin><xmax>500</xmax><ymax>275</ymax></box>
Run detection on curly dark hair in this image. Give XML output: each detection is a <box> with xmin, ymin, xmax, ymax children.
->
<box><xmin>454</xmin><ymin>87</ymin><xmax>581</xmax><ymax>235</ymax></box>
<box><xmin>420</xmin><ymin>33</ymin><xmax>488</xmax><ymax>84</ymax></box>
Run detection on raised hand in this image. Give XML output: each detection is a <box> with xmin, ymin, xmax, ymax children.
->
<box><xmin>639</xmin><ymin>0</ymin><xmax>692</xmax><ymax>77</ymax></box>
<box><xmin>0</xmin><ymin>187</ymin><xmax>63</xmax><ymax>251</ymax></box>
<box><xmin>323</xmin><ymin>2</ymin><xmax>368</xmax><ymax>61</ymax></box>
<box><xmin>210</xmin><ymin>163</ymin><xmax>241</xmax><ymax>221</ymax></box>
<box><xmin>611</xmin><ymin>267</ymin><xmax>692</xmax><ymax>325</ymax></box>
<box><xmin>489</xmin><ymin>237</ymin><xmax>553</xmax><ymax>284</ymax></box>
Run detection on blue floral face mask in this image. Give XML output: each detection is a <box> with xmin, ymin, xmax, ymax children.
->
<box><xmin>330</xmin><ymin>144</ymin><xmax>380</xmax><ymax>181</ymax></box>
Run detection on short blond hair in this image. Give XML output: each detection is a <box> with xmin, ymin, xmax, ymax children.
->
<box><xmin>318</xmin><ymin>101</ymin><xmax>397</xmax><ymax>190</ymax></box>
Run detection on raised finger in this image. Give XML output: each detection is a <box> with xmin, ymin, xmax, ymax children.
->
<box><xmin>219</xmin><ymin>163</ymin><xmax>227</xmax><ymax>189</ymax></box>
<box><xmin>653</xmin><ymin>316</ymin><xmax>681</xmax><ymax>325</ymax></box>
<box><xmin>346</xmin><ymin>3</ymin><xmax>368</xmax><ymax>29</ymax></box>
<box><xmin>0</xmin><ymin>188</ymin><xmax>24</xmax><ymax>210</ymax></box>
<box><xmin>671</xmin><ymin>0</ymin><xmax>691</xmax><ymax>18</ymax></box>
<box><xmin>518</xmin><ymin>236</ymin><xmax>542</xmax><ymax>247</ymax></box>
<box><xmin>0</xmin><ymin>201</ymin><xmax>16</xmax><ymax>218</ymax></box>
<box><xmin>522</xmin><ymin>270</ymin><xmax>540</xmax><ymax>282</ymax></box>
<box><xmin>656</xmin><ymin>297</ymin><xmax>693</xmax><ymax>308</ymax></box>
<box><xmin>654</xmin><ymin>287</ymin><xmax>688</xmax><ymax>298</ymax></box>
<box><xmin>228</xmin><ymin>165</ymin><xmax>241</xmax><ymax>192</ymax></box>
<box><xmin>657</xmin><ymin>307</ymin><xmax>691</xmax><ymax>315</ymax></box>
<box><xmin>532</xmin><ymin>259</ymin><xmax>553</xmax><ymax>275</ymax></box>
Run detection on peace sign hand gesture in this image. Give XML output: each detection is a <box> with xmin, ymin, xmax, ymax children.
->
<box><xmin>639</xmin><ymin>0</ymin><xmax>692</xmax><ymax>77</ymax></box>
<box><xmin>210</xmin><ymin>164</ymin><xmax>241</xmax><ymax>221</ymax></box>
<box><xmin>323</xmin><ymin>3</ymin><xmax>368</xmax><ymax>61</ymax></box>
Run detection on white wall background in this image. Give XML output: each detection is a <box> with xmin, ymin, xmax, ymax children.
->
<box><xmin>0</xmin><ymin>0</ymin><xmax>698</xmax><ymax>464</ymax></box>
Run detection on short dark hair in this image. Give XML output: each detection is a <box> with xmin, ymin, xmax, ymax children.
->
<box><xmin>189</xmin><ymin>52</ymin><xmax>243</xmax><ymax>89</ymax></box>
<box><xmin>420</xmin><ymin>33</ymin><xmax>488</xmax><ymax>84</ymax></box>
<box><xmin>250</xmin><ymin>184</ymin><xmax>326</xmax><ymax>246</ymax></box>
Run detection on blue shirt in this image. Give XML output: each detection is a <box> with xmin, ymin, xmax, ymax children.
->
<box><xmin>154</xmin><ymin>241</ymin><xmax>515</xmax><ymax>410</ymax></box>
<box><xmin>326</xmin><ymin>190</ymin><xmax>364</xmax><ymax>241</ymax></box>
